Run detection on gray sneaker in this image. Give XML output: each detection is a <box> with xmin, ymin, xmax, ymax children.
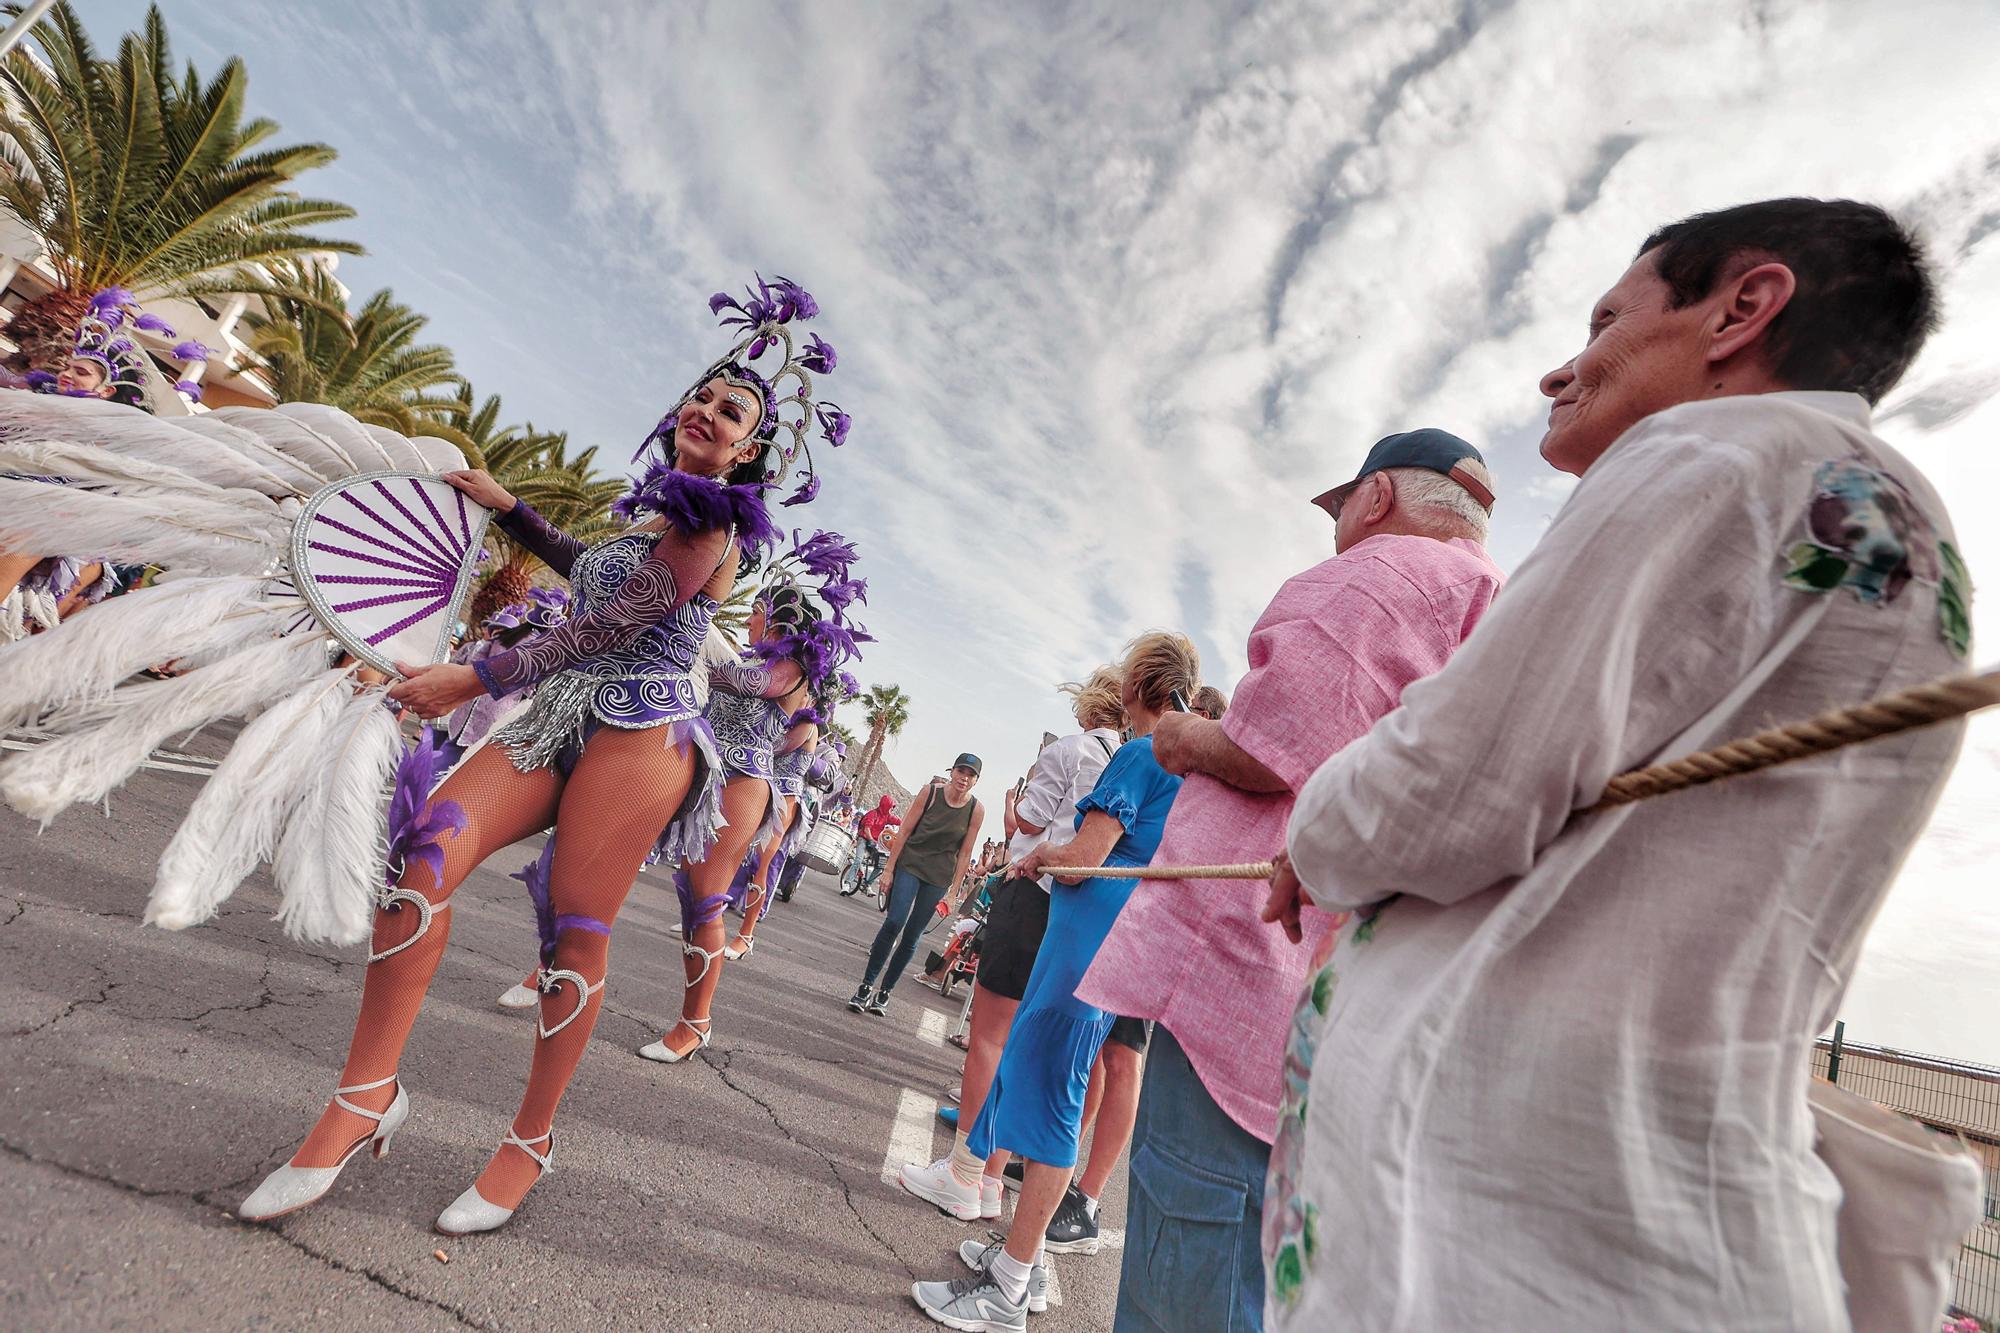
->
<box><xmin>911</xmin><ymin>1272</ymin><xmax>1027</xmax><ymax>1331</ymax></box>
<box><xmin>863</xmin><ymin>987</ymin><xmax>890</xmax><ymax>1016</ymax></box>
<box><xmin>957</xmin><ymin>1238</ymin><xmax>1049</xmax><ymax>1313</ymax></box>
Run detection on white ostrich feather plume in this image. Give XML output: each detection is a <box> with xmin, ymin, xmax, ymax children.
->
<box><xmin>272</xmin><ymin>688</ymin><xmax>403</xmax><ymax>945</ymax></box>
<box><xmin>0</xmin><ymin>574</ymin><xmax>289</xmax><ymax>729</ymax></box>
<box><xmin>147</xmin><ymin>667</ymin><xmax>357</xmax><ymax>933</ymax></box>
<box><xmin>0</xmin><ymin>589</ymin><xmax>23</xmax><ymax>642</ymax></box>
<box><xmin>0</xmin><ymin>435</ymin><xmax>226</xmax><ymax>499</ymax></box>
<box><xmin>1</xmin><ymin>633</ymin><xmax>325</xmax><ymax>822</ymax></box>
<box><xmin>0</xmin><ymin>478</ymin><xmax>287</xmax><ymax>576</ymax></box>
<box><xmin>0</xmin><ymin>394</ymin><xmax>303</xmax><ymax>497</ymax></box>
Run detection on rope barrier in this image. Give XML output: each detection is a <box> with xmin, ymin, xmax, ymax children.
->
<box><xmin>1054</xmin><ymin>666</ymin><xmax>2000</xmax><ymax>882</ymax></box>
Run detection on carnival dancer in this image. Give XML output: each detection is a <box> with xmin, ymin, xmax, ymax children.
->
<box><xmin>910</xmin><ymin>633</ymin><xmax>1198</xmax><ymax>1330</ymax></box>
<box><xmin>723</xmin><ymin>676</ymin><xmax>853</xmax><ymax>957</ymax></box>
<box><xmin>775</xmin><ymin>736</ymin><xmax>846</xmax><ymax>903</ymax></box>
<box><xmin>0</xmin><ymin>289</ymin><xmax>207</xmax><ymax>637</ymax></box>
<box><xmin>235</xmin><ymin>275</ymin><xmax>851</xmax><ymax>1233</ymax></box>
<box><xmin>1258</xmin><ymin>200</ymin><xmax>1978</xmax><ymax>1330</ymax></box>
<box><xmin>640</xmin><ymin>532</ymin><xmax>867</xmax><ymax>1061</ymax></box>
<box><xmin>440</xmin><ymin>587</ymin><xmax>570</xmax><ymax>770</ymax></box>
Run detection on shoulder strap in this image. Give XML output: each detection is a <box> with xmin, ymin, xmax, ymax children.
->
<box><xmin>1093</xmin><ymin>734</ymin><xmax>1114</xmax><ymax>760</ymax></box>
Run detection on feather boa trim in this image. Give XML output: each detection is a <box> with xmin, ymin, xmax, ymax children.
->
<box><xmin>612</xmin><ymin>464</ymin><xmax>779</xmax><ymax>557</ymax></box>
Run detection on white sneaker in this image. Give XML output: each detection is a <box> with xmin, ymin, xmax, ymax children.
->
<box><xmin>497</xmin><ymin>982</ymin><xmax>537</xmax><ymax>1009</ymax></box>
<box><xmin>898</xmin><ymin>1156</ymin><xmax>983</xmax><ymax>1221</ymax></box>
<box><xmin>979</xmin><ymin>1177</ymin><xmax>1003</xmax><ymax>1220</ymax></box>
<box><xmin>958</xmin><ymin>1238</ymin><xmax>1049</xmax><ymax>1314</ymax></box>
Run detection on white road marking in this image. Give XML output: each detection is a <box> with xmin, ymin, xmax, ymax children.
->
<box><xmin>882</xmin><ymin>1087</ymin><xmax>939</xmax><ymax>1184</ymax></box>
<box><xmin>1099</xmin><ymin>1226</ymin><xmax>1125</xmax><ymax>1250</ymax></box>
<box><xmin>916</xmin><ymin>1007</ymin><xmax>949</xmax><ymax>1047</ymax></box>
<box><xmin>0</xmin><ymin>736</ymin><xmax>217</xmax><ymax>776</ymax></box>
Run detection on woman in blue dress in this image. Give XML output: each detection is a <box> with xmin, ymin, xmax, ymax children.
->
<box><xmin>911</xmin><ymin>631</ymin><xmax>1201</xmax><ymax>1330</ymax></box>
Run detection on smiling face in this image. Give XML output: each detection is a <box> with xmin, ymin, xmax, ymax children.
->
<box><xmin>1537</xmin><ymin>253</ymin><xmax>1719</xmax><ymax>477</ymax></box>
<box><xmin>56</xmin><ymin>357</ymin><xmax>111</xmax><ymax>397</ymax></box>
<box><xmin>674</xmin><ymin>375</ymin><xmax>764</xmax><ymax>477</ymax></box>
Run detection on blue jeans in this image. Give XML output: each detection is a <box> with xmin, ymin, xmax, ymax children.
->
<box><xmin>1114</xmin><ymin>1025</ymin><xmax>1270</xmax><ymax>1333</ymax></box>
<box><xmin>861</xmin><ymin>868</ymin><xmax>947</xmax><ymax>994</ymax></box>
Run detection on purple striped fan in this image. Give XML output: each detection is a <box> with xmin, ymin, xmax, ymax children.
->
<box><xmin>289</xmin><ymin>471</ymin><xmax>494</xmax><ymax>675</ymax></box>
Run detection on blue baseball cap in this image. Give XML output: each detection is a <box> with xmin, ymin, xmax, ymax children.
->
<box><xmin>1312</xmin><ymin>428</ymin><xmax>1493</xmax><ymax>518</ymax></box>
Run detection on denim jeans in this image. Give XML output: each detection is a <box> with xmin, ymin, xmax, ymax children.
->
<box><xmin>861</xmin><ymin>867</ymin><xmax>947</xmax><ymax>994</ymax></box>
<box><xmin>1114</xmin><ymin>1024</ymin><xmax>1270</xmax><ymax>1332</ymax></box>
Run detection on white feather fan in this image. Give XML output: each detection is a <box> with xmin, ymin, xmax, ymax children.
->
<box><xmin>272</xmin><ymin>688</ymin><xmax>404</xmax><ymax>944</ymax></box>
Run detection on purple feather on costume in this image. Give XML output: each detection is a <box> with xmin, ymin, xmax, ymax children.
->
<box><xmin>486</xmin><ymin>601</ymin><xmax>528</xmax><ymax>630</ymax></box>
<box><xmin>789</xmin><ymin>529</ymin><xmax>856</xmax><ymax>578</ymax></box>
<box><xmin>173</xmin><ymin>380</ymin><xmax>202</xmax><ymax>401</ymax></box>
<box><xmin>801</xmin><ymin>334</ymin><xmax>836</xmax><ymax>373</ymax></box>
<box><xmin>837</xmin><ymin>670</ymin><xmax>860</xmax><ymax>698</ymax></box>
<box><xmin>384</xmin><ymin>728</ymin><xmax>466</xmax><ymax>887</ymax></box>
<box><xmin>88</xmin><ymin>288</ymin><xmax>132</xmax><ymax>324</ymax></box>
<box><xmin>613</xmin><ymin>462</ymin><xmax>780</xmax><ymax>556</ymax></box>
<box><xmin>815</xmin><ymin>403</ymin><xmax>851</xmax><ymax>447</ymax></box>
<box><xmin>524</xmin><ymin>586</ymin><xmax>570</xmax><ymax>630</ymax></box>
<box><xmin>710</xmin><ymin>292</ymin><xmax>743</xmax><ymax>317</ymax></box>
<box><xmin>673</xmin><ymin>868</ymin><xmax>731</xmax><ymax>928</ymax></box>
<box><xmin>24</xmin><ymin>371</ymin><xmax>55</xmax><ymax>389</ymax></box>
<box><xmin>788</xmin><ymin>704</ymin><xmax>826</xmax><ymax>729</ymax></box>
<box><xmin>106</xmin><ymin>338</ymin><xmax>134</xmax><ymax>356</ymax></box>
<box><xmin>510</xmin><ymin>839</ymin><xmax>558</xmax><ymax>959</ymax></box>
<box><xmin>171</xmin><ymin>339</ymin><xmax>212</xmax><ymax>362</ymax></box>
<box><xmin>780</xmin><ymin>472</ymin><xmax>820</xmax><ymax>508</ymax></box>
<box><xmin>134</xmin><ymin>312</ymin><xmax>173</xmax><ymax>334</ymax></box>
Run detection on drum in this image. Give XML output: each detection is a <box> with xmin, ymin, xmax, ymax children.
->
<box><xmin>800</xmin><ymin>819</ymin><xmax>853</xmax><ymax>875</ymax></box>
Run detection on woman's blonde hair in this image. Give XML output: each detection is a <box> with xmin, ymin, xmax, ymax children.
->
<box><xmin>1120</xmin><ymin>631</ymin><xmax>1201</xmax><ymax>716</ymax></box>
<box><xmin>1059</xmin><ymin>665</ymin><xmax>1125</xmax><ymax>731</ymax></box>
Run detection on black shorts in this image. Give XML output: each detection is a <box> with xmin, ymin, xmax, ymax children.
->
<box><xmin>975</xmin><ymin>876</ymin><xmax>1049</xmax><ymax>1001</ymax></box>
<box><xmin>1108</xmin><ymin>1015</ymin><xmax>1152</xmax><ymax>1052</ymax></box>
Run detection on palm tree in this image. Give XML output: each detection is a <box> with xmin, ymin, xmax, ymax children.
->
<box><xmin>0</xmin><ymin>3</ymin><xmax>360</xmax><ymax>368</ymax></box>
<box><xmin>854</xmin><ymin>684</ymin><xmax>911</xmax><ymax>795</ymax></box>
<box><xmin>466</xmin><ymin>437</ymin><xmax>627</xmax><ymax>625</ymax></box>
<box><xmin>242</xmin><ymin>270</ymin><xmax>460</xmax><ymax>431</ymax></box>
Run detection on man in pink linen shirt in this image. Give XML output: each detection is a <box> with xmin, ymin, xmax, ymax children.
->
<box><xmin>1077</xmin><ymin>427</ymin><xmax>1504</xmax><ymax>1333</ymax></box>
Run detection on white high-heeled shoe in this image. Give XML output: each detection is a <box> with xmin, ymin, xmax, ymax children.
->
<box><xmin>434</xmin><ymin>1129</ymin><xmax>551</xmax><ymax>1236</ymax></box>
<box><xmin>636</xmin><ymin>1017</ymin><xmax>712</xmax><ymax>1063</ymax></box>
<box><xmin>721</xmin><ymin>935</ymin><xmax>755</xmax><ymax>961</ymax></box>
<box><xmin>237</xmin><ymin>1075</ymin><xmax>408</xmax><ymax>1222</ymax></box>
<box><xmin>496</xmin><ymin>981</ymin><xmax>538</xmax><ymax>1009</ymax></box>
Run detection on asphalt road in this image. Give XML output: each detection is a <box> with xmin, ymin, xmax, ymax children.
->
<box><xmin>0</xmin><ymin>731</ymin><xmax>1128</xmax><ymax>1331</ymax></box>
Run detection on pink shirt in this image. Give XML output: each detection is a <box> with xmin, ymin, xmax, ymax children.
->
<box><xmin>1076</xmin><ymin>533</ymin><xmax>1503</xmax><ymax>1142</ymax></box>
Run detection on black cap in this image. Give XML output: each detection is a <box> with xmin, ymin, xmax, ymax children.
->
<box><xmin>1312</xmin><ymin>428</ymin><xmax>1493</xmax><ymax>518</ymax></box>
<box><xmin>951</xmin><ymin>753</ymin><xmax>983</xmax><ymax>776</ymax></box>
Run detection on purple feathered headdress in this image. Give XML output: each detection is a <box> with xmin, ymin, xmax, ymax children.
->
<box><xmin>384</xmin><ymin>728</ymin><xmax>466</xmax><ymax>887</ymax></box>
<box><xmin>638</xmin><ymin>272</ymin><xmax>853</xmax><ymax>514</ymax></box>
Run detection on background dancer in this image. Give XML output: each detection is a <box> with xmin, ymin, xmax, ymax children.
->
<box><xmin>846</xmin><ymin>753</ymin><xmax>984</xmax><ymax>1017</ymax></box>
<box><xmin>644</xmin><ymin>535</ymin><xmax>867</xmax><ymax>1062</ymax></box>
<box><xmin>236</xmin><ymin>275</ymin><xmax>841</xmax><ymax>1234</ymax></box>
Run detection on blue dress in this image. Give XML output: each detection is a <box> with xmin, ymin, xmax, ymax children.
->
<box><xmin>967</xmin><ymin>736</ymin><xmax>1182</xmax><ymax>1167</ymax></box>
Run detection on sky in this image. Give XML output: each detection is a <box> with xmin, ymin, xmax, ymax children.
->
<box><xmin>78</xmin><ymin>0</ymin><xmax>2000</xmax><ymax>1061</ymax></box>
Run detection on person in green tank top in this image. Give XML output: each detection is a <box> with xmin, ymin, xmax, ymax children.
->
<box><xmin>847</xmin><ymin>754</ymin><xmax>985</xmax><ymax>1016</ymax></box>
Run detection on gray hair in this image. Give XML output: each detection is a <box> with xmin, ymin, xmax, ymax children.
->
<box><xmin>1384</xmin><ymin>461</ymin><xmax>1492</xmax><ymax>539</ymax></box>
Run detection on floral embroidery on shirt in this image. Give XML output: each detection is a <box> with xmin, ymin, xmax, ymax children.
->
<box><xmin>1264</xmin><ymin>919</ymin><xmax>1356</xmax><ymax>1312</ymax></box>
<box><xmin>1938</xmin><ymin>541</ymin><xmax>1972</xmax><ymax>659</ymax></box>
<box><xmin>1782</xmin><ymin>460</ymin><xmax>1937</xmax><ymax>605</ymax></box>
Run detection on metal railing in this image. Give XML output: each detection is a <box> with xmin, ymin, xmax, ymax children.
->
<box><xmin>1813</xmin><ymin>1023</ymin><xmax>2000</xmax><ymax>1323</ymax></box>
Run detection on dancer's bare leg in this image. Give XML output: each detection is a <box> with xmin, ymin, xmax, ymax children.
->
<box><xmin>294</xmin><ymin>745</ymin><xmax>562</xmax><ymax>1166</ymax></box>
<box><xmin>660</xmin><ymin>778</ymin><xmax>772</xmax><ymax>1057</ymax></box>
<box><xmin>0</xmin><ymin>550</ymin><xmax>38</xmax><ymax>604</ymax></box>
<box><xmin>470</xmin><ymin>725</ymin><xmax>696</xmax><ymax>1209</ymax></box>
<box><xmin>731</xmin><ymin>797</ymin><xmax>795</xmax><ymax>951</ymax></box>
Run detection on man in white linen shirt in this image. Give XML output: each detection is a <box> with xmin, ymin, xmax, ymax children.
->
<box><xmin>1259</xmin><ymin>197</ymin><xmax>1975</xmax><ymax>1330</ymax></box>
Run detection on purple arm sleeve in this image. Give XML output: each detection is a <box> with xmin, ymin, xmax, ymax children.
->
<box><xmin>496</xmin><ymin>500</ymin><xmax>585</xmax><ymax>579</ymax></box>
<box><xmin>473</xmin><ymin>530</ymin><xmax>724</xmax><ymax>696</ymax></box>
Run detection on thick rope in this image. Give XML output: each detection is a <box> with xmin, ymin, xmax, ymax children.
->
<box><xmin>1061</xmin><ymin>666</ymin><xmax>2000</xmax><ymax>881</ymax></box>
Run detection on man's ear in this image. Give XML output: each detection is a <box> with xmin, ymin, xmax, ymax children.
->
<box><xmin>1365</xmin><ymin>471</ymin><xmax>1395</xmax><ymax>525</ymax></box>
<box><xmin>1707</xmin><ymin>260</ymin><xmax>1796</xmax><ymax>370</ymax></box>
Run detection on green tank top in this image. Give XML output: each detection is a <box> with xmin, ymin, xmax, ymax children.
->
<box><xmin>897</xmin><ymin>781</ymin><xmax>976</xmax><ymax>887</ymax></box>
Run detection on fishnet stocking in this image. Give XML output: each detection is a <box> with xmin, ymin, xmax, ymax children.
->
<box><xmin>659</xmin><ymin>778</ymin><xmax>770</xmax><ymax>1057</ymax></box>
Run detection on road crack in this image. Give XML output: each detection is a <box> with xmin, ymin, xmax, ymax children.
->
<box><xmin>0</xmin><ymin>1137</ymin><xmax>487</xmax><ymax>1328</ymax></box>
<box><xmin>699</xmin><ymin>1048</ymin><xmax>917</xmax><ymax>1278</ymax></box>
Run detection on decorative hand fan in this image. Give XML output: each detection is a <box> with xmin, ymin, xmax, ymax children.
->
<box><xmin>289</xmin><ymin>471</ymin><xmax>492</xmax><ymax>675</ymax></box>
